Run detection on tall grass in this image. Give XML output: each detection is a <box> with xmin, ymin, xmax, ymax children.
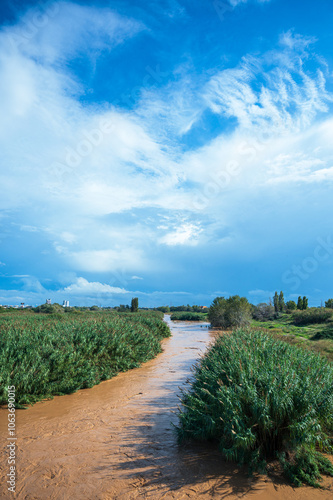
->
<box><xmin>0</xmin><ymin>311</ymin><xmax>170</xmax><ymax>406</ymax></box>
<box><xmin>176</xmin><ymin>329</ymin><xmax>333</xmax><ymax>487</ymax></box>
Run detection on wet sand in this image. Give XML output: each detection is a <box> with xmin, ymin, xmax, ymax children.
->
<box><xmin>0</xmin><ymin>316</ymin><xmax>332</xmax><ymax>499</ymax></box>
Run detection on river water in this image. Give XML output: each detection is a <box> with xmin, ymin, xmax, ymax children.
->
<box><xmin>0</xmin><ymin>317</ymin><xmax>331</xmax><ymax>499</ymax></box>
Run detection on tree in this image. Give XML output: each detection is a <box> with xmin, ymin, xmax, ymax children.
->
<box><xmin>278</xmin><ymin>291</ymin><xmax>285</xmax><ymax>312</ymax></box>
<box><xmin>208</xmin><ymin>297</ymin><xmax>227</xmax><ymax>327</ymax></box>
<box><xmin>273</xmin><ymin>292</ymin><xmax>279</xmax><ymax>313</ymax></box>
<box><xmin>302</xmin><ymin>296</ymin><xmax>308</xmax><ymax>310</ymax></box>
<box><xmin>131</xmin><ymin>297</ymin><xmax>139</xmax><ymax>312</ymax></box>
<box><xmin>286</xmin><ymin>300</ymin><xmax>297</xmax><ymax>311</ymax></box>
<box><xmin>227</xmin><ymin>296</ymin><xmax>252</xmax><ymax>327</ymax></box>
<box><xmin>297</xmin><ymin>296</ymin><xmax>303</xmax><ymax>310</ymax></box>
<box><xmin>252</xmin><ymin>303</ymin><xmax>275</xmax><ymax>321</ymax></box>
<box><xmin>325</xmin><ymin>299</ymin><xmax>333</xmax><ymax>309</ymax></box>
<box><xmin>208</xmin><ymin>295</ymin><xmax>252</xmax><ymax>328</ymax></box>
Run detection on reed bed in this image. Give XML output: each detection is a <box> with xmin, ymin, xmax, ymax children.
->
<box><xmin>176</xmin><ymin>329</ymin><xmax>333</xmax><ymax>487</ymax></box>
<box><xmin>0</xmin><ymin>311</ymin><xmax>170</xmax><ymax>406</ymax></box>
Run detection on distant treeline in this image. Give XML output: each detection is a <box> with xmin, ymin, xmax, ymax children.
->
<box><xmin>170</xmin><ymin>311</ymin><xmax>208</xmax><ymax>321</ymax></box>
<box><xmin>154</xmin><ymin>305</ymin><xmax>207</xmax><ymax>313</ymax></box>
<box><xmin>2</xmin><ymin>293</ymin><xmax>333</xmax><ymax>317</ymax></box>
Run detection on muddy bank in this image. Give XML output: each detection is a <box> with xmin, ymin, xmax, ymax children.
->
<box><xmin>0</xmin><ymin>317</ymin><xmax>332</xmax><ymax>499</ymax></box>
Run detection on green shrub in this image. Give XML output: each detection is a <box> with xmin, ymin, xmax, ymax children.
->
<box><xmin>312</xmin><ymin>323</ymin><xmax>333</xmax><ymax>341</ymax></box>
<box><xmin>176</xmin><ymin>329</ymin><xmax>333</xmax><ymax>487</ymax></box>
<box><xmin>292</xmin><ymin>308</ymin><xmax>332</xmax><ymax>326</ymax></box>
<box><xmin>34</xmin><ymin>303</ymin><xmax>65</xmax><ymax>314</ymax></box>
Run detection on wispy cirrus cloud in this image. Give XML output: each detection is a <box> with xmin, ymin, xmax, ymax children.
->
<box><xmin>4</xmin><ymin>1</ymin><xmax>145</xmax><ymax>63</ymax></box>
<box><xmin>204</xmin><ymin>43</ymin><xmax>332</xmax><ymax>135</ymax></box>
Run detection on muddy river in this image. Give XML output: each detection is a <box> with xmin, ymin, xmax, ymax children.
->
<box><xmin>0</xmin><ymin>317</ymin><xmax>332</xmax><ymax>499</ymax></box>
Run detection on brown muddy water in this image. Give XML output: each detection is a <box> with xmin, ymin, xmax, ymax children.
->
<box><xmin>1</xmin><ymin>316</ymin><xmax>332</xmax><ymax>499</ymax></box>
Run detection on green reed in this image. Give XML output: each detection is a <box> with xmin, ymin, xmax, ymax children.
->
<box><xmin>0</xmin><ymin>311</ymin><xmax>170</xmax><ymax>406</ymax></box>
<box><xmin>176</xmin><ymin>329</ymin><xmax>333</xmax><ymax>487</ymax></box>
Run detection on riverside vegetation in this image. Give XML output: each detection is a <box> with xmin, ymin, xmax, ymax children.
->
<box><xmin>2</xmin><ymin>294</ymin><xmax>333</xmax><ymax>488</ymax></box>
<box><xmin>0</xmin><ymin>309</ymin><xmax>170</xmax><ymax>406</ymax></box>
<box><xmin>176</xmin><ymin>329</ymin><xmax>333</xmax><ymax>487</ymax></box>
<box><xmin>177</xmin><ymin>294</ymin><xmax>333</xmax><ymax>488</ymax></box>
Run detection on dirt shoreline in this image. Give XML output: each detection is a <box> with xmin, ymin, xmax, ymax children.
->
<box><xmin>1</xmin><ymin>317</ymin><xmax>332</xmax><ymax>499</ymax></box>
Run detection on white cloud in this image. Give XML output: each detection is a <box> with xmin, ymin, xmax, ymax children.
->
<box><xmin>15</xmin><ymin>276</ymin><xmax>47</xmax><ymax>293</ymax></box>
<box><xmin>279</xmin><ymin>30</ymin><xmax>316</xmax><ymax>51</ymax></box>
<box><xmin>265</xmin><ymin>152</ymin><xmax>327</xmax><ymax>185</ymax></box>
<box><xmin>158</xmin><ymin>223</ymin><xmax>202</xmax><ymax>246</ymax></box>
<box><xmin>64</xmin><ymin>277</ymin><xmax>128</xmax><ymax>295</ymax></box>
<box><xmin>138</xmin><ymin>72</ymin><xmax>204</xmax><ymax>138</ymax></box>
<box><xmin>4</xmin><ymin>2</ymin><xmax>144</xmax><ymax>64</ymax></box>
<box><xmin>204</xmin><ymin>59</ymin><xmax>331</xmax><ymax>135</ymax></box>
<box><xmin>60</xmin><ymin>232</ymin><xmax>77</xmax><ymax>244</ymax></box>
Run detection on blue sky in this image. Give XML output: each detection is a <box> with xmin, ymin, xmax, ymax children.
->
<box><xmin>0</xmin><ymin>0</ymin><xmax>333</xmax><ymax>307</ymax></box>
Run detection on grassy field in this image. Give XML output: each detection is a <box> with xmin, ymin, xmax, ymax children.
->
<box><xmin>250</xmin><ymin>312</ymin><xmax>333</xmax><ymax>361</ymax></box>
<box><xmin>0</xmin><ymin>310</ymin><xmax>170</xmax><ymax>406</ymax></box>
